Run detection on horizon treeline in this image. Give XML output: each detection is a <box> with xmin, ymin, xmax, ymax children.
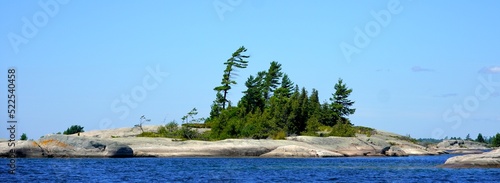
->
<box><xmin>205</xmin><ymin>46</ymin><xmax>357</xmax><ymax>140</ymax></box>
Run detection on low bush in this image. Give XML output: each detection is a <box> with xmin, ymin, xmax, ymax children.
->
<box><xmin>329</xmin><ymin>123</ymin><xmax>355</xmax><ymax>137</ymax></box>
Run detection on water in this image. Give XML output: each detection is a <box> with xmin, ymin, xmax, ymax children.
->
<box><xmin>2</xmin><ymin>155</ymin><xmax>499</xmax><ymax>182</ymax></box>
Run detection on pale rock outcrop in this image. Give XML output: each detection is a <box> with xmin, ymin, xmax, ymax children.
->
<box><xmin>1</xmin><ymin>128</ymin><xmax>442</xmax><ymax>158</ymax></box>
<box><xmin>442</xmin><ymin>149</ymin><xmax>500</xmax><ymax>168</ymax></box>
<box><xmin>0</xmin><ymin>140</ymin><xmax>45</xmax><ymax>157</ymax></box>
<box><xmin>0</xmin><ymin>135</ymin><xmax>133</xmax><ymax>158</ymax></box>
<box><xmin>260</xmin><ymin>145</ymin><xmax>344</xmax><ymax>157</ymax></box>
<box><xmin>382</xmin><ymin>146</ymin><xmax>408</xmax><ymax>157</ymax></box>
<box><xmin>436</xmin><ymin>140</ymin><xmax>490</xmax><ymax>154</ymax></box>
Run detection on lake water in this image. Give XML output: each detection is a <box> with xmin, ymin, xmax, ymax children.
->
<box><xmin>2</xmin><ymin>155</ymin><xmax>499</xmax><ymax>182</ymax></box>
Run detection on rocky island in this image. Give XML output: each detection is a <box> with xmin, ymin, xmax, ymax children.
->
<box><xmin>1</xmin><ymin>125</ymin><xmax>442</xmax><ymax>158</ymax></box>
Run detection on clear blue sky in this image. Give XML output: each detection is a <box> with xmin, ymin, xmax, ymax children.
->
<box><xmin>1</xmin><ymin>0</ymin><xmax>499</xmax><ymax>139</ymax></box>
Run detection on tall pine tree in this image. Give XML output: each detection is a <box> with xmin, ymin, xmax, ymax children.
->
<box><xmin>263</xmin><ymin>61</ymin><xmax>283</xmax><ymax>101</ymax></box>
<box><xmin>330</xmin><ymin>78</ymin><xmax>356</xmax><ymax>121</ymax></box>
<box><xmin>214</xmin><ymin>46</ymin><xmax>250</xmax><ymax>110</ymax></box>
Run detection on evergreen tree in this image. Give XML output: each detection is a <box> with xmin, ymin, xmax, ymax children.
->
<box><xmin>20</xmin><ymin>133</ymin><xmax>28</xmax><ymax>140</ymax></box>
<box><xmin>263</xmin><ymin>61</ymin><xmax>283</xmax><ymax>100</ymax></box>
<box><xmin>491</xmin><ymin>133</ymin><xmax>500</xmax><ymax>147</ymax></box>
<box><xmin>240</xmin><ymin>72</ymin><xmax>265</xmax><ymax>114</ymax></box>
<box><xmin>330</xmin><ymin>78</ymin><xmax>356</xmax><ymax>120</ymax></box>
<box><xmin>465</xmin><ymin>134</ymin><xmax>471</xmax><ymax>141</ymax></box>
<box><xmin>286</xmin><ymin>89</ymin><xmax>301</xmax><ymax>135</ymax></box>
<box><xmin>308</xmin><ymin>89</ymin><xmax>321</xmax><ymax>117</ymax></box>
<box><xmin>214</xmin><ymin>46</ymin><xmax>250</xmax><ymax>109</ymax></box>
<box><xmin>63</xmin><ymin>125</ymin><xmax>85</xmax><ymax>135</ymax></box>
<box><xmin>304</xmin><ymin>89</ymin><xmax>322</xmax><ymax>135</ymax></box>
<box><xmin>209</xmin><ymin>92</ymin><xmax>225</xmax><ymax>119</ymax></box>
<box><xmin>274</xmin><ymin>74</ymin><xmax>294</xmax><ymax>99</ymax></box>
<box><xmin>319</xmin><ymin>102</ymin><xmax>337</xmax><ymax>126</ymax></box>
<box><xmin>298</xmin><ymin>87</ymin><xmax>309</xmax><ymax>132</ymax></box>
<box><xmin>476</xmin><ymin>133</ymin><xmax>486</xmax><ymax>143</ymax></box>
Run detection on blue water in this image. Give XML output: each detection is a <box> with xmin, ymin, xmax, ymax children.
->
<box><xmin>2</xmin><ymin>155</ymin><xmax>499</xmax><ymax>182</ymax></box>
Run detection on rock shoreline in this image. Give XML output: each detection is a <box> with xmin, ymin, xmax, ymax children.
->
<box><xmin>441</xmin><ymin>149</ymin><xmax>500</xmax><ymax>168</ymax></box>
<box><xmin>0</xmin><ymin>127</ymin><xmax>491</xmax><ymax>160</ymax></box>
<box><xmin>1</xmin><ymin>128</ymin><xmax>444</xmax><ymax>158</ymax></box>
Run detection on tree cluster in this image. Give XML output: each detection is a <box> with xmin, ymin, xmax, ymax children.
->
<box><xmin>63</xmin><ymin>125</ymin><xmax>85</xmax><ymax>135</ymax></box>
<box><xmin>207</xmin><ymin>46</ymin><xmax>356</xmax><ymax>140</ymax></box>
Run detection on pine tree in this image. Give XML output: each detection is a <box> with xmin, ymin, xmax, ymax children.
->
<box><xmin>274</xmin><ymin>74</ymin><xmax>294</xmax><ymax>99</ymax></box>
<box><xmin>285</xmin><ymin>86</ymin><xmax>302</xmax><ymax>135</ymax></box>
<box><xmin>263</xmin><ymin>61</ymin><xmax>283</xmax><ymax>100</ymax></box>
<box><xmin>308</xmin><ymin>89</ymin><xmax>321</xmax><ymax>117</ymax></box>
<box><xmin>491</xmin><ymin>133</ymin><xmax>500</xmax><ymax>147</ymax></box>
<box><xmin>476</xmin><ymin>133</ymin><xmax>486</xmax><ymax>143</ymax></box>
<box><xmin>298</xmin><ymin>87</ymin><xmax>309</xmax><ymax>132</ymax></box>
<box><xmin>240</xmin><ymin>72</ymin><xmax>265</xmax><ymax>114</ymax></box>
<box><xmin>214</xmin><ymin>46</ymin><xmax>250</xmax><ymax>109</ymax></box>
<box><xmin>330</xmin><ymin>78</ymin><xmax>356</xmax><ymax>120</ymax></box>
<box><xmin>209</xmin><ymin>92</ymin><xmax>225</xmax><ymax>119</ymax></box>
<box><xmin>465</xmin><ymin>134</ymin><xmax>471</xmax><ymax>141</ymax></box>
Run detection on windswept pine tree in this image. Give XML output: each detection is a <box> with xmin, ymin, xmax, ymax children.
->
<box><xmin>214</xmin><ymin>46</ymin><xmax>250</xmax><ymax>110</ymax></box>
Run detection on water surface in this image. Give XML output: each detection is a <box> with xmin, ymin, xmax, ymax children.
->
<box><xmin>2</xmin><ymin>155</ymin><xmax>499</xmax><ymax>182</ymax></box>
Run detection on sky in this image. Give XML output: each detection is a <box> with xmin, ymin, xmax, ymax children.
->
<box><xmin>1</xmin><ymin>0</ymin><xmax>499</xmax><ymax>140</ymax></box>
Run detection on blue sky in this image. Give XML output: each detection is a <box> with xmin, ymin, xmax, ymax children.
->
<box><xmin>1</xmin><ymin>0</ymin><xmax>499</xmax><ymax>139</ymax></box>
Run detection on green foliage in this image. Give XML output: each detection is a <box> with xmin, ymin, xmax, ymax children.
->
<box><xmin>465</xmin><ymin>134</ymin><xmax>471</xmax><ymax>141</ymax></box>
<box><xmin>391</xmin><ymin>135</ymin><xmax>418</xmax><ymax>144</ymax></box>
<box><xmin>329</xmin><ymin>122</ymin><xmax>355</xmax><ymax>137</ymax></box>
<box><xmin>353</xmin><ymin>126</ymin><xmax>375</xmax><ymax>137</ymax></box>
<box><xmin>182</xmin><ymin>123</ymin><xmax>209</xmax><ymax>128</ymax></box>
<box><xmin>263</xmin><ymin>61</ymin><xmax>283</xmax><ymax>100</ymax></box>
<box><xmin>63</xmin><ymin>125</ymin><xmax>84</xmax><ymax>135</ymax></box>
<box><xmin>178</xmin><ymin>126</ymin><xmax>199</xmax><ymax>140</ymax></box>
<box><xmin>20</xmin><ymin>133</ymin><xmax>28</xmax><ymax>140</ymax></box>
<box><xmin>330</xmin><ymin>78</ymin><xmax>356</xmax><ymax>119</ymax></box>
<box><xmin>213</xmin><ymin>46</ymin><xmax>250</xmax><ymax>110</ymax></box>
<box><xmin>272</xmin><ymin>130</ymin><xmax>287</xmax><ymax>140</ymax></box>
<box><xmin>240</xmin><ymin>73</ymin><xmax>266</xmax><ymax>114</ymax></box>
<box><xmin>207</xmin><ymin>48</ymin><xmax>358</xmax><ymax>140</ymax></box>
<box><xmin>417</xmin><ymin>138</ymin><xmax>441</xmax><ymax>147</ymax></box>
<box><xmin>491</xmin><ymin>133</ymin><xmax>500</xmax><ymax>147</ymax></box>
<box><xmin>137</xmin><ymin>132</ymin><xmax>161</xmax><ymax>137</ymax></box>
<box><xmin>303</xmin><ymin>115</ymin><xmax>321</xmax><ymax>136</ymax></box>
<box><xmin>476</xmin><ymin>133</ymin><xmax>486</xmax><ymax>143</ymax></box>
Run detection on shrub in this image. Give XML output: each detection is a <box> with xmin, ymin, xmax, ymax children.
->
<box><xmin>329</xmin><ymin>123</ymin><xmax>355</xmax><ymax>137</ymax></box>
<box><xmin>178</xmin><ymin>126</ymin><xmax>199</xmax><ymax>140</ymax></box>
<box><xmin>391</xmin><ymin>135</ymin><xmax>418</xmax><ymax>144</ymax></box>
<box><xmin>137</xmin><ymin>132</ymin><xmax>161</xmax><ymax>137</ymax></box>
<box><xmin>354</xmin><ymin>126</ymin><xmax>375</xmax><ymax>137</ymax></box>
<box><xmin>272</xmin><ymin>130</ymin><xmax>287</xmax><ymax>140</ymax></box>
<box><xmin>182</xmin><ymin>123</ymin><xmax>208</xmax><ymax>128</ymax></box>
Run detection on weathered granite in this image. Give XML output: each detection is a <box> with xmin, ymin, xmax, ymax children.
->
<box><xmin>1</xmin><ymin>128</ymin><xmax>441</xmax><ymax>158</ymax></box>
<box><xmin>442</xmin><ymin>149</ymin><xmax>500</xmax><ymax>168</ymax></box>
<box><xmin>0</xmin><ymin>135</ymin><xmax>133</xmax><ymax>158</ymax></box>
